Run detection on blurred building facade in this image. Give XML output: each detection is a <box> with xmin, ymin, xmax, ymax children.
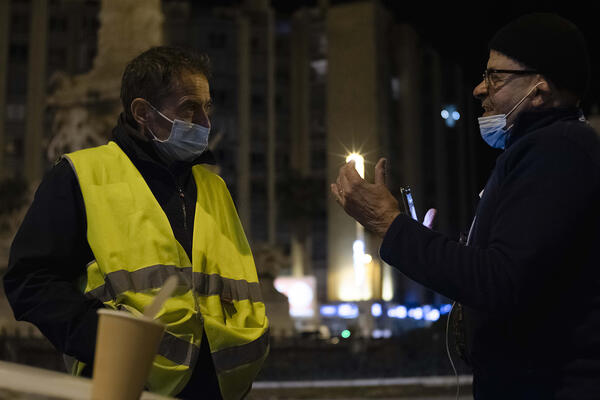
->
<box><xmin>291</xmin><ymin>1</ymin><xmax>479</xmax><ymax>306</ymax></box>
<box><xmin>1</xmin><ymin>0</ymin><xmax>480</xmax><ymax>325</ymax></box>
<box><xmin>0</xmin><ymin>0</ymin><xmax>100</xmax><ymax>182</ymax></box>
<box><xmin>164</xmin><ymin>0</ymin><xmax>289</xmax><ymax>250</ymax></box>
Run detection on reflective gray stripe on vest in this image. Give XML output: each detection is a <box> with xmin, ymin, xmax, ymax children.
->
<box><xmin>192</xmin><ymin>272</ymin><xmax>263</xmax><ymax>303</ymax></box>
<box><xmin>212</xmin><ymin>329</ymin><xmax>270</xmax><ymax>373</ymax></box>
<box><xmin>158</xmin><ymin>331</ymin><xmax>199</xmax><ymax>367</ymax></box>
<box><xmin>85</xmin><ymin>264</ymin><xmax>263</xmax><ymax>303</ymax></box>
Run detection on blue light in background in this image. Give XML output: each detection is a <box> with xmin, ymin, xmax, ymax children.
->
<box><xmin>440</xmin><ymin>304</ymin><xmax>453</xmax><ymax>314</ymax></box>
<box><xmin>338</xmin><ymin>303</ymin><xmax>359</xmax><ymax>319</ymax></box>
<box><xmin>320</xmin><ymin>305</ymin><xmax>337</xmax><ymax>317</ymax></box>
<box><xmin>371</xmin><ymin>303</ymin><xmax>382</xmax><ymax>317</ymax></box>
<box><xmin>441</xmin><ymin>105</ymin><xmax>460</xmax><ymax>128</ymax></box>
<box><xmin>408</xmin><ymin>307</ymin><xmax>424</xmax><ymax>320</ymax></box>
<box><xmin>387</xmin><ymin>305</ymin><xmax>407</xmax><ymax>319</ymax></box>
<box><xmin>321</xmin><ymin>303</ymin><xmax>450</xmax><ymax>321</ymax></box>
<box><xmin>425</xmin><ymin>309</ymin><xmax>441</xmax><ymax>322</ymax></box>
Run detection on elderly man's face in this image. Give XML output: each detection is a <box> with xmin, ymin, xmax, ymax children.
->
<box><xmin>473</xmin><ymin>50</ymin><xmax>539</xmax><ymax>126</ymax></box>
<box><xmin>149</xmin><ymin>70</ymin><xmax>212</xmax><ymax>141</ymax></box>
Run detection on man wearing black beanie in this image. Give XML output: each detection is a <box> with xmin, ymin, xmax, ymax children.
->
<box><xmin>332</xmin><ymin>13</ymin><xmax>600</xmax><ymax>399</ymax></box>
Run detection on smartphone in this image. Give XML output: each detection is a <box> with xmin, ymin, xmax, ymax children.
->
<box><xmin>400</xmin><ymin>187</ymin><xmax>418</xmax><ymax>221</ymax></box>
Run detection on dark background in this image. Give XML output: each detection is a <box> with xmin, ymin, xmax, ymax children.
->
<box><xmin>217</xmin><ymin>0</ymin><xmax>600</xmax><ymax>110</ymax></box>
<box><xmin>211</xmin><ymin>1</ymin><xmax>600</xmax><ymax>190</ymax></box>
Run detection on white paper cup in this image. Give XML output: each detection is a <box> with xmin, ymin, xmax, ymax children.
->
<box><xmin>91</xmin><ymin>309</ymin><xmax>165</xmax><ymax>400</ymax></box>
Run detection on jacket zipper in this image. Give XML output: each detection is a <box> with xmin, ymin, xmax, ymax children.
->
<box><xmin>177</xmin><ymin>186</ymin><xmax>188</xmax><ymax>233</ymax></box>
<box><xmin>176</xmin><ymin>181</ymin><xmax>200</xmax><ymax>322</ymax></box>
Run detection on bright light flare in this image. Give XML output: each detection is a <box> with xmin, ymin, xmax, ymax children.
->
<box><xmin>346</xmin><ymin>153</ymin><xmax>365</xmax><ymax>178</ymax></box>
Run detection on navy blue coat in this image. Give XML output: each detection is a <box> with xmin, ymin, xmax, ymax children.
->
<box><xmin>380</xmin><ymin>108</ymin><xmax>600</xmax><ymax>399</ymax></box>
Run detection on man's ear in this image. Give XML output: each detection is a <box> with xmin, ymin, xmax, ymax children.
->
<box><xmin>531</xmin><ymin>79</ymin><xmax>552</xmax><ymax>107</ymax></box>
<box><xmin>130</xmin><ymin>98</ymin><xmax>152</xmax><ymax>126</ymax></box>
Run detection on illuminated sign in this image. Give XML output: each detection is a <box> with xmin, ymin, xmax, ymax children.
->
<box><xmin>274</xmin><ymin>276</ymin><xmax>316</xmax><ymax>318</ymax></box>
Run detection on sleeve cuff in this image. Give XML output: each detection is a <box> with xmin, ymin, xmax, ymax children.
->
<box><xmin>379</xmin><ymin>213</ymin><xmax>410</xmax><ymax>264</ymax></box>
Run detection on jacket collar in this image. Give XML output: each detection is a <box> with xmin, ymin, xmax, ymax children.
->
<box><xmin>505</xmin><ymin>107</ymin><xmax>584</xmax><ymax>149</ymax></box>
<box><xmin>110</xmin><ymin>113</ymin><xmax>216</xmax><ymax>173</ymax></box>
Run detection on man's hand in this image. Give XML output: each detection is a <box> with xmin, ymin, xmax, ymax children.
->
<box><xmin>331</xmin><ymin>158</ymin><xmax>438</xmax><ymax>237</ymax></box>
<box><xmin>330</xmin><ymin>158</ymin><xmax>401</xmax><ymax>238</ymax></box>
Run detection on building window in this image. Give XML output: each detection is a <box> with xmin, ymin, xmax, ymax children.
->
<box><xmin>82</xmin><ymin>16</ymin><xmax>99</xmax><ymax>31</ymax></box>
<box><xmin>48</xmin><ymin>47</ymin><xmax>67</xmax><ymax>69</ymax></box>
<box><xmin>250</xmin><ymin>36</ymin><xmax>260</xmax><ymax>51</ymax></box>
<box><xmin>6</xmin><ymin>137</ymin><xmax>24</xmax><ymax>157</ymax></box>
<box><xmin>213</xmin><ymin>89</ymin><xmax>228</xmax><ymax>106</ymax></box>
<box><xmin>251</xmin><ymin>152</ymin><xmax>265</xmax><ymax>170</ymax></box>
<box><xmin>9</xmin><ymin>44</ymin><xmax>28</xmax><ymax>63</ymax></box>
<box><xmin>6</xmin><ymin>104</ymin><xmax>26</xmax><ymax>121</ymax></box>
<box><xmin>77</xmin><ymin>43</ymin><xmax>96</xmax><ymax>72</ymax></box>
<box><xmin>391</xmin><ymin>77</ymin><xmax>401</xmax><ymax>100</ymax></box>
<box><xmin>49</xmin><ymin>16</ymin><xmax>67</xmax><ymax>32</ymax></box>
<box><xmin>251</xmin><ymin>93</ymin><xmax>264</xmax><ymax>108</ymax></box>
<box><xmin>10</xmin><ymin>13</ymin><xmax>29</xmax><ymax>35</ymax></box>
<box><xmin>208</xmin><ymin>32</ymin><xmax>228</xmax><ymax>49</ymax></box>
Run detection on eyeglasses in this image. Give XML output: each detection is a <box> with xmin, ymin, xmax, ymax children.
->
<box><xmin>483</xmin><ymin>68</ymin><xmax>538</xmax><ymax>89</ymax></box>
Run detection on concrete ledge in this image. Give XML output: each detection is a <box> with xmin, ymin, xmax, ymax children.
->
<box><xmin>254</xmin><ymin>375</ymin><xmax>472</xmax><ymax>388</ymax></box>
<box><xmin>249</xmin><ymin>376</ymin><xmax>473</xmax><ymax>399</ymax></box>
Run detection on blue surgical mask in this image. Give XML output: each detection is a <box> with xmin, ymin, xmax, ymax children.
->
<box><xmin>147</xmin><ymin>104</ymin><xmax>210</xmax><ymax>162</ymax></box>
<box><xmin>478</xmin><ymin>82</ymin><xmax>542</xmax><ymax>149</ymax></box>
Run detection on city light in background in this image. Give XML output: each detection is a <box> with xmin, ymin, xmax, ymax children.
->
<box><xmin>441</xmin><ymin>105</ymin><xmax>461</xmax><ymax>128</ymax></box>
<box><xmin>346</xmin><ymin>152</ymin><xmax>372</xmax><ymax>301</ymax></box>
<box><xmin>274</xmin><ymin>276</ymin><xmax>317</xmax><ymax>318</ymax></box>
<box><xmin>316</xmin><ymin>302</ymin><xmax>451</xmax><ymax>323</ymax></box>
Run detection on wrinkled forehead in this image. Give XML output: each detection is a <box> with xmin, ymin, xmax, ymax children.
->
<box><xmin>166</xmin><ymin>71</ymin><xmax>210</xmax><ymax>101</ymax></box>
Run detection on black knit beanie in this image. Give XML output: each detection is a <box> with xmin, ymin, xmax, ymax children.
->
<box><xmin>489</xmin><ymin>13</ymin><xmax>591</xmax><ymax>100</ymax></box>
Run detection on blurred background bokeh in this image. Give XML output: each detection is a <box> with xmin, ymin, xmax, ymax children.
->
<box><xmin>0</xmin><ymin>1</ymin><xmax>598</xmax><ymax>398</ymax></box>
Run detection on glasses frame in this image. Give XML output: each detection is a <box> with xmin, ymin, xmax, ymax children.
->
<box><xmin>483</xmin><ymin>68</ymin><xmax>538</xmax><ymax>89</ymax></box>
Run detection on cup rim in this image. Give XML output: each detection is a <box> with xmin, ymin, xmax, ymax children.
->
<box><xmin>97</xmin><ymin>308</ymin><xmax>164</xmax><ymax>327</ymax></box>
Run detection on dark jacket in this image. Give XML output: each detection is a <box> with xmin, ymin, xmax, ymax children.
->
<box><xmin>380</xmin><ymin>108</ymin><xmax>600</xmax><ymax>399</ymax></box>
<box><xmin>4</xmin><ymin>114</ymin><xmax>222</xmax><ymax>399</ymax></box>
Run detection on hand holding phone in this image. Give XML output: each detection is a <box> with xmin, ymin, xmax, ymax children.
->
<box><xmin>401</xmin><ymin>186</ymin><xmax>437</xmax><ymax>229</ymax></box>
<box><xmin>400</xmin><ymin>186</ymin><xmax>418</xmax><ymax>221</ymax></box>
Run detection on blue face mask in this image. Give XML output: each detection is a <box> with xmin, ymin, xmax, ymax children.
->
<box><xmin>478</xmin><ymin>82</ymin><xmax>542</xmax><ymax>149</ymax></box>
<box><xmin>147</xmin><ymin>104</ymin><xmax>210</xmax><ymax>162</ymax></box>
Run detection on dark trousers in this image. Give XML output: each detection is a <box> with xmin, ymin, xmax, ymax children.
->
<box><xmin>177</xmin><ymin>332</ymin><xmax>223</xmax><ymax>399</ymax></box>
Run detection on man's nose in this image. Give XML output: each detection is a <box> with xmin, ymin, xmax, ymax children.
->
<box><xmin>194</xmin><ymin>112</ymin><xmax>210</xmax><ymax>129</ymax></box>
<box><xmin>473</xmin><ymin>79</ymin><xmax>487</xmax><ymax>101</ymax></box>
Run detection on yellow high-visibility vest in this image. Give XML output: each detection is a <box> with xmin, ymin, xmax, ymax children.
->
<box><xmin>64</xmin><ymin>141</ymin><xmax>269</xmax><ymax>399</ymax></box>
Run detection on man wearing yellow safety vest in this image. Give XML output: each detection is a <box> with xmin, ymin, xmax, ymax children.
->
<box><xmin>4</xmin><ymin>46</ymin><xmax>269</xmax><ymax>399</ymax></box>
